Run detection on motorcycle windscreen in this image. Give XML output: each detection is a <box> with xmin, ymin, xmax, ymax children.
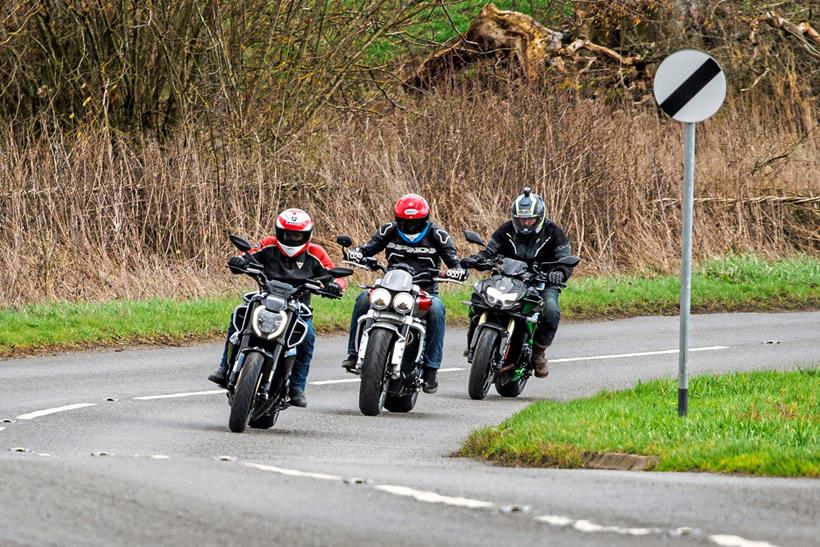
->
<box><xmin>380</xmin><ymin>269</ymin><xmax>414</xmax><ymax>292</ymax></box>
<box><xmin>499</xmin><ymin>257</ymin><xmax>529</xmax><ymax>277</ymax></box>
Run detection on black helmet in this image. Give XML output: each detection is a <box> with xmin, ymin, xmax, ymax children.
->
<box><xmin>511</xmin><ymin>187</ymin><xmax>545</xmax><ymax>236</ymax></box>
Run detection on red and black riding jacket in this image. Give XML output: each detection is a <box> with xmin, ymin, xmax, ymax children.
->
<box><xmin>241</xmin><ymin>237</ymin><xmax>347</xmax><ymax>304</ymax></box>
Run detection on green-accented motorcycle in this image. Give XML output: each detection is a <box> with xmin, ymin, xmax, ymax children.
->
<box><xmin>461</xmin><ymin>230</ymin><xmax>580</xmax><ymax>399</ymax></box>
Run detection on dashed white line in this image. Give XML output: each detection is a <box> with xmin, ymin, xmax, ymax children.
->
<box><xmin>708</xmin><ymin>535</ymin><xmax>780</xmax><ymax>547</ymax></box>
<box><xmin>238</xmin><ymin>460</ymin><xmax>780</xmax><ymax>546</ymax></box>
<box><xmin>551</xmin><ymin>346</ymin><xmax>729</xmax><ymax>363</ymax></box>
<box><xmin>134</xmin><ymin>390</ymin><xmax>224</xmax><ymax>401</ymax></box>
<box><xmin>244</xmin><ymin>462</ymin><xmax>342</xmax><ymax>481</ymax></box>
<box><xmin>16</xmin><ymin>403</ymin><xmax>97</xmax><ymax>420</ymax></box>
<box><xmin>0</xmin><ymin>427</ymin><xmax>5</xmax><ymax>432</ymax></box>
<box><xmin>535</xmin><ymin>514</ymin><xmax>663</xmax><ymax>536</ymax></box>
<box><xmin>373</xmin><ymin>484</ymin><xmax>494</xmax><ymax>509</ymax></box>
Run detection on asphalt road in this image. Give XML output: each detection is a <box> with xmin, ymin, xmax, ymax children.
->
<box><xmin>1</xmin><ymin>312</ymin><xmax>818</xmax><ymax>547</ymax></box>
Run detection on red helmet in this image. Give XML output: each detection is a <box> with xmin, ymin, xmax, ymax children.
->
<box><xmin>393</xmin><ymin>194</ymin><xmax>430</xmax><ymax>237</ymax></box>
<box><xmin>275</xmin><ymin>208</ymin><xmax>313</xmax><ymax>257</ymax></box>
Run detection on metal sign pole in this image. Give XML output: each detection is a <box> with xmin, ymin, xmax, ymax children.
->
<box><xmin>678</xmin><ymin>122</ymin><xmax>696</xmax><ymax>417</ymax></box>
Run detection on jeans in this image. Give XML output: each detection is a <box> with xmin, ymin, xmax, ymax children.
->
<box><xmin>467</xmin><ymin>286</ymin><xmax>561</xmax><ymax>349</ymax></box>
<box><xmin>346</xmin><ymin>290</ymin><xmax>446</xmax><ymax>369</ymax></box>
<box><xmin>220</xmin><ymin>305</ymin><xmax>316</xmax><ymax>391</ymax></box>
<box><xmin>533</xmin><ymin>287</ymin><xmax>561</xmax><ymax>348</ymax></box>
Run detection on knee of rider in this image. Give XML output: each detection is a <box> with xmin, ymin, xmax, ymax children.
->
<box><xmin>430</xmin><ymin>297</ymin><xmax>446</xmax><ymax>318</ymax></box>
<box><xmin>542</xmin><ymin>296</ymin><xmax>560</xmax><ymax>319</ymax></box>
<box><xmin>355</xmin><ymin>290</ymin><xmax>369</xmax><ymax>308</ymax></box>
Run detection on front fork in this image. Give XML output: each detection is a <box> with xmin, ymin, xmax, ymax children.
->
<box><xmin>468</xmin><ymin>312</ymin><xmax>515</xmax><ymax>368</ymax></box>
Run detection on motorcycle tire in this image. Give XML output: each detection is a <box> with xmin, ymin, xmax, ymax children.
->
<box><xmin>468</xmin><ymin>329</ymin><xmax>498</xmax><ymax>400</ymax></box>
<box><xmin>359</xmin><ymin>328</ymin><xmax>393</xmax><ymax>416</ymax></box>
<box><xmin>384</xmin><ymin>391</ymin><xmax>419</xmax><ymax>413</ymax></box>
<box><xmin>495</xmin><ymin>374</ymin><xmax>529</xmax><ymax>398</ymax></box>
<box><xmin>248</xmin><ymin>410</ymin><xmax>279</xmax><ymax>430</ymax></box>
<box><xmin>228</xmin><ymin>351</ymin><xmax>265</xmax><ymax>433</ymax></box>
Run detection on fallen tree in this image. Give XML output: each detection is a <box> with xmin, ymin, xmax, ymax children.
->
<box><xmin>404</xmin><ymin>3</ymin><xmax>819</xmax><ymax>100</ymax></box>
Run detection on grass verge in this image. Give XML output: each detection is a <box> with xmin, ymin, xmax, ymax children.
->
<box><xmin>459</xmin><ymin>368</ymin><xmax>820</xmax><ymax>477</ymax></box>
<box><xmin>1</xmin><ymin>254</ymin><xmax>817</xmax><ymax>357</ymax></box>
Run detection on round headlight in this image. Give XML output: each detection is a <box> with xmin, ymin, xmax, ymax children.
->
<box><xmin>392</xmin><ymin>292</ymin><xmax>414</xmax><ymax>314</ymax></box>
<box><xmin>369</xmin><ymin>288</ymin><xmax>392</xmax><ymax>310</ymax></box>
<box><xmin>252</xmin><ymin>308</ymin><xmax>287</xmax><ymax>339</ymax></box>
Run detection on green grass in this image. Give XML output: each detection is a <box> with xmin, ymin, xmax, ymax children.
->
<box><xmin>1</xmin><ymin>254</ymin><xmax>817</xmax><ymax>356</ymax></box>
<box><xmin>459</xmin><ymin>368</ymin><xmax>820</xmax><ymax>477</ymax></box>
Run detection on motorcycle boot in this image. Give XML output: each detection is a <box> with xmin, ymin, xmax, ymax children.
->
<box><xmin>422</xmin><ymin>367</ymin><xmax>438</xmax><ymax>394</ymax></box>
<box><xmin>341</xmin><ymin>353</ymin><xmax>358</xmax><ymax>373</ymax></box>
<box><xmin>288</xmin><ymin>387</ymin><xmax>307</xmax><ymax>408</ymax></box>
<box><xmin>208</xmin><ymin>366</ymin><xmax>228</xmax><ymax>387</ymax></box>
<box><xmin>532</xmin><ymin>345</ymin><xmax>549</xmax><ymax>378</ymax></box>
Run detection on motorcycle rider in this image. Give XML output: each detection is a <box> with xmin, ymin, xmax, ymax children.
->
<box><xmin>462</xmin><ymin>187</ymin><xmax>574</xmax><ymax>378</ymax></box>
<box><xmin>340</xmin><ymin>194</ymin><xmax>467</xmax><ymax>394</ymax></box>
<box><xmin>208</xmin><ymin>208</ymin><xmax>346</xmax><ymax>407</ymax></box>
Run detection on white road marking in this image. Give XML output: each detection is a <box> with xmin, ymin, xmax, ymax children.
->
<box><xmin>0</xmin><ymin>427</ymin><xmax>5</xmax><ymax>432</ymax></box>
<box><xmin>149</xmin><ymin>455</ymin><xmax>170</xmax><ymax>460</ymax></box>
<box><xmin>16</xmin><ymin>403</ymin><xmax>97</xmax><ymax>420</ymax></box>
<box><xmin>536</xmin><ymin>514</ymin><xmax>665</xmax><ymax>536</ymax></box>
<box><xmin>551</xmin><ymin>346</ymin><xmax>729</xmax><ymax>363</ymax></box>
<box><xmin>134</xmin><ymin>390</ymin><xmax>224</xmax><ymax>400</ymax></box>
<box><xmin>240</xmin><ymin>461</ymin><xmax>778</xmax><ymax>546</ymax></box>
<box><xmin>373</xmin><ymin>484</ymin><xmax>495</xmax><ymax>509</ymax></box>
<box><xmin>244</xmin><ymin>462</ymin><xmax>342</xmax><ymax>481</ymax></box>
<box><xmin>310</xmin><ymin>378</ymin><xmax>360</xmax><ymax>386</ymax></box>
<box><xmin>130</xmin><ymin>348</ymin><xmax>727</xmax><ymax>397</ymax></box>
<box><xmin>310</xmin><ymin>367</ymin><xmax>464</xmax><ymax>386</ymax></box>
<box><xmin>708</xmin><ymin>535</ymin><xmax>780</xmax><ymax>547</ymax></box>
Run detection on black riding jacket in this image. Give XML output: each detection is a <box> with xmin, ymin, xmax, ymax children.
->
<box><xmin>355</xmin><ymin>222</ymin><xmax>460</xmax><ymax>292</ymax></box>
<box><xmin>476</xmin><ymin>220</ymin><xmax>574</xmax><ymax>279</ymax></box>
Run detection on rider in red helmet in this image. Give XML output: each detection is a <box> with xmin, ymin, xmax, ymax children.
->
<box><xmin>340</xmin><ymin>194</ymin><xmax>467</xmax><ymax>393</ymax></box>
<box><xmin>208</xmin><ymin>208</ymin><xmax>346</xmax><ymax>407</ymax></box>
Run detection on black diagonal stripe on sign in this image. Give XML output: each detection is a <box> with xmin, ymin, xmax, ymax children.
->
<box><xmin>660</xmin><ymin>58</ymin><xmax>721</xmax><ymax>118</ymax></box>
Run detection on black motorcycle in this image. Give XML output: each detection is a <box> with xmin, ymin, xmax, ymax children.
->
<box><xmin>223</xmin><ymin>235</ymin><xmax>352</xmax><ymax>432</ymax></box>
<box><xmin>462</xmin><ymin>230</ymin><xmax>580</xmax><ymax>399</ymax></box>
<box><xmin>336</xmin><ymin>235</ymin><xmax>462</xmax><ymax>416</ymax></box>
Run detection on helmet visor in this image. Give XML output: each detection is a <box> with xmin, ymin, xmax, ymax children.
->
<box><xmin>513</xmin><ymin>214</ymin><xmax>543</xmax><ymax>234</ymax></box>
<box><xmin>396</xmin><ymin>217</ymin><xmax>428</xmax><ymax>235</ymax></box>
<box><xmin>276</xmin><ymin>227</ymin><xmax>311</xmax><ymax>247</ymax></box>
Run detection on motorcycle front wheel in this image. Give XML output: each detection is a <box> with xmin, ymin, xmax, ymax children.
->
<box><xmin>359</xmin><ymin>328</ymin><xmax>394</xmax><ymax>416</ymax></box>
<box><xmin>228</xmin><ymin>351</ymin><xmax>265</xmax><ymax>433</ymax></box>
<box><xmin>468</xmin><ymin>329</ymin><xmax>498</xmax><ymax>400</ymax></box>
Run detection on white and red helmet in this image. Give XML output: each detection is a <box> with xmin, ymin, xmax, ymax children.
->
<box><xmin>393</xmin><ymin>194</ymin><xmax>430</xmax><ymax>241</ymax></box>
<box><xmin>275</xmin><ymin>208</ymin><xmax>313</xmax><ymax>257</ymax></box>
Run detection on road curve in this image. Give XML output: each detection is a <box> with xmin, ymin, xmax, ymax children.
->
<box><xmin>1</xmin><ymin>312</ymin><xmax>818</xmax><ymax>547</ymax></box>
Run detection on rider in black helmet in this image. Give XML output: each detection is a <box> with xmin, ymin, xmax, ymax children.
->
<box><xmin>462</xmin><ymin>187</ymin><xmax>574</xmax><ymax>378</ymax></box>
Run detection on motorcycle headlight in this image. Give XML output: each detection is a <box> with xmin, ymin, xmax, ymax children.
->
<box><xmin>484</xmin><ymin>286</ymin><xmax>521</xmax><ymax>309</ymax></box>
<box><xmin>252</xmin><ymin>307</ymin><xmax>287</xmax><ymax>339</ymax></box>
<box><xmin>369</xmin><ymin>288</ymin><xmax>392</xmax><ymax>310</ymax></box>
<box><xmin>392</xmin><ymin>292</ymin><xmax>414</xmax><ymax>314</ymax></box>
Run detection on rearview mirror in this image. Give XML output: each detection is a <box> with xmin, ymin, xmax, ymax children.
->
<box><xmin>336</xmin><ymin>235</ymin><xmax>353</xmax><ymax>248</ymax></box>
<box><xmin>328</xmin><ymin>267</ymin><xmax>354</xmax><ymax>277</ymax></box>
<box><xmin>229</xmin><ymin>234</ymin><xmax>252</xmax><ymax>253</ymax></box>
<box><xmin>558</xmin><ymin>256</ymin><xmax>581</xmax><ymax>267</ymax></box>
<box><xmin>464</xmin><ymin>230</ymin><xmax>485</xmax><ymax>247</ymax></box>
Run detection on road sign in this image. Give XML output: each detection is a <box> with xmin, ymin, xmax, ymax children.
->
<box><xmin>653</xmin><ymin>49</ymin><xmax>726</xmax><ymax>123</ymax></box>
<box><xmin>653</xmin><ymin>49</ymin><xmax>726</xmax><ymax>417</ymax></box>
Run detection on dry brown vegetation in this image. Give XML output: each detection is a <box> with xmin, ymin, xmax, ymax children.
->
<box><xmin>0</xmin><ymin>1</ymin><xmax>817</xmax><ymax>305</ymax></box>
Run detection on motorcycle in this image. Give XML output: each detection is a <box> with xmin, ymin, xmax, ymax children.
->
<box><xmin>222</xmin><ymin>234</ymin><xmax>353</xmax><ymax>432</ymax></box>
<box><xmin>336</xmin><ymin>235</ymin><xmax>462</xmax><ymax>416</ymax></box>
<box><xmin>461</xmin><ymin>230</ymin><xmax>580</xmax><ymax>400</ymax></box>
